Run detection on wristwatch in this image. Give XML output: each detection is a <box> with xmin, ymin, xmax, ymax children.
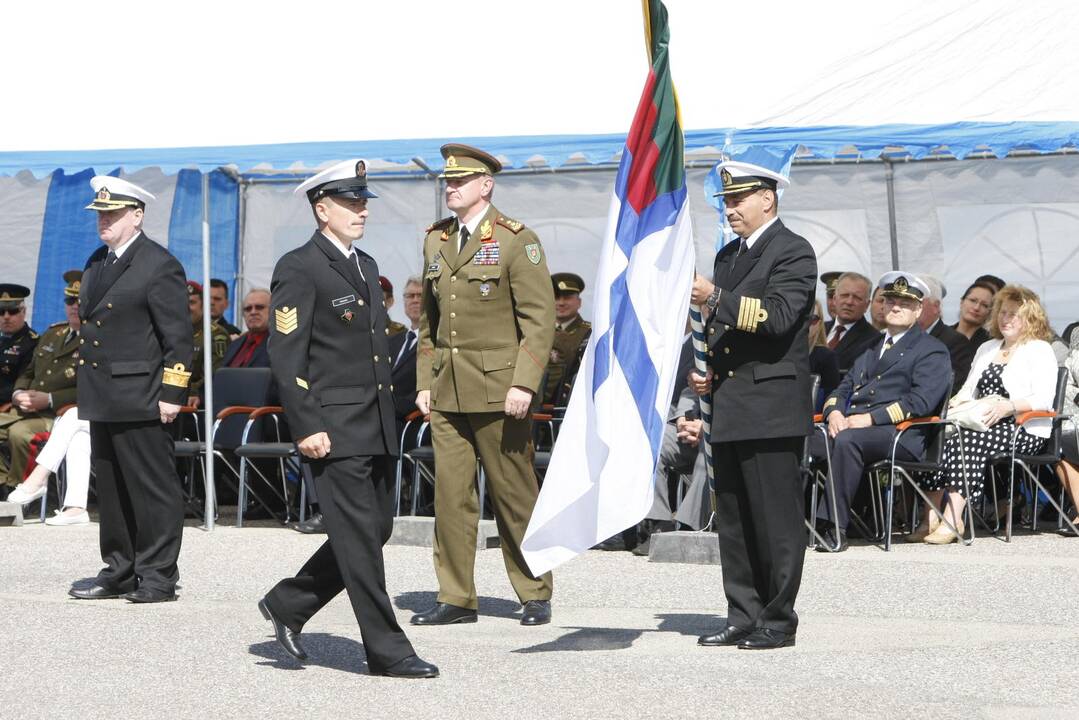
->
<box><xmin>704</xmin><ymin>287</ymin><xmax>722</xmax><ymax>311</ymax></box>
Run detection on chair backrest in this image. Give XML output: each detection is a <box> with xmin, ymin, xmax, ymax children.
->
<box><xmin>211</xmin><ymin>368</ymin><xmax>274</xmax><ymax>449</ymax></box>
<box><xmin>1043</xmin><ymin>366</ymin><xmax>1069</xmax><ymax>457</ymax></box>
<box><xmin>919</xmin><ymin>371</ymin><xmax>955</xmax><ymax>466</ymax></box>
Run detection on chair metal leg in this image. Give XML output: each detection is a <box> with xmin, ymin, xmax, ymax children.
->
<box><xmin>299</xmin><ymin>470</ymin><xmax>307</xmax><ymax>523</ymax></box>
<box><xmin>476</xmin><ymin>460</ymin><xmax>486</xmax><ymax>520</ymax></box>
<box><xmin>237</xmin><ymin>456</ymin><xmax>248</xmax><ymax>528</ymax></box>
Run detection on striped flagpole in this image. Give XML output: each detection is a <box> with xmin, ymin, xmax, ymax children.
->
<box><xmin>688</xmin><ymin>303</ymin><xmax>716</xmax><ymax>527</ymax></box>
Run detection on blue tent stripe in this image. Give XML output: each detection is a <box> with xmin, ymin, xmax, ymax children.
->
<box><xmin>2</xmin><ymin>121</ymin><xmax>1077</xmax><ymax>177</ymax></box>
<box><xmin>167</xmin><ymin>169</ymin><xmax>239</xmax><ymax>293</ymax></box>
<box><xmin>31</xmin><ymin>168</ymin><xmax>104</xmax><ymax>328</ymax></box>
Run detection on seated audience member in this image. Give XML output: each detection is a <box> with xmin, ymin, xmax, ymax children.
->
<box><xmin>952</xmin><ymin>280</ymin><xmax>996</xmax><ymax>348</ymax></box>
<box><xmin>389</xmin><ymin>276</ymin><xmax>422</xmax><ymax>427</ymax></box>
<box><xmin>6</xmin><ymin>407</ymin><xmax>91</xmax><ymax>524</ymax></box>
<box><xmin>544</xmin><ymin>272</ymin><xmax>592</xmax><ymax>405</ymax></box>
<box><xmin>187</xmin><ymin>281</ymin><xmax>230</xmax><ymax>406</ymax></box>
<box><xmin>808</xmin><ymin>299</ymin><xmax>840</xmax><ymax>411</ymax></box>
<box><xmin>819</xmin><ymin>271</ymin><xmax>841</xmax><ymax>322</ymax></box>
<box><xmin>920</xmin><ymin>275</ymin><xmax>974</xmax><ymax>389</ymax></box>
<box><xmin>222</xmin><ymin>288</ymin><xmax>271</xmax><ymax>369</ymax></box>
<box><xmin>825</xmin><ymin>272</ymin><xmax>882</xmax><ymax>376</ymax></box>
<box><xmin>869</xmin><ymin>286</ymin><xmax>888</xmax><ymax>331</ymax></box>
<box><xmin>0</xmin><ymin>272</ymin><xmax>80</xmax><ymax>496</ymax></box>
<box><xmin>210</xmin><ymin>278</ymin><xmax>241</xmax><ymax>338</ymax></box>
<box><xmin>1054</xmin><ymin>330</ymin><xmax>1079</xmax><ymax>526</ymax></box>
<box><xmin>0</xmin><ymin>283</ymin><xmax>38</xmax><ymax>407</ymax></box>
<box><xmin>380</xmin><ymin>276</ymin><xmax>407</xmax><ymax>337</ymax></box>
<box><xmin>916</xmin><ymin>285</ymin><xmax>1056</xmax><ymax>544</ymax></box>
<box><xmin>816</xmin><ymin>272</ymin><xmax>951</xmax><ymax>551</ymax></box>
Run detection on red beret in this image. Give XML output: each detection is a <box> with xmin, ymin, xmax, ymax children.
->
<box><xmin>379</xmin><ymin>276</ymin><xmax>393</xmax><ymax>294</ymax></box>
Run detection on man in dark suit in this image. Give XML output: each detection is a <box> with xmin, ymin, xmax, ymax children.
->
<box><xmin>816</xmin><ymin>272</ymin><xmax>952</xmax><ymax>550</ymax></box>
<box><xmin>256</xmin><ymin>159</ymin><xmax>436</xmax><ymax>679</ymax></box>
<box><xmin>825</xmin><ymin>272</ymin><xmax>882</xmax><ymax>375</ymax></box>
<box><xmin>689</xmin><ymin>160</ymin><xmax>817</xmax><ymax>650</ymax></box>
<box><xmin>387</xmin><ymin>276</ymin><xmax>421</xmax><ymax>424</ymax></box>
<box><xmin>221</xmin><ymin>288</ymin><xmax>271</xmax><ymax>369</ymax></box>
<box><xmin>919</xmin><ymin>275</ymin><xmax>974</xmax><ymax>389</ymax></box>
<box><xmin>70</xmin><ymin>176</ymin><xmax>193</xmax><ymax>604</ymax></box>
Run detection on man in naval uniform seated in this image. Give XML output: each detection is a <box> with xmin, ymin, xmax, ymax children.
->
<box><xmin>813</xmin><ymin>272</ymin><xmax>952</xmax><ymax>551</ymax></box>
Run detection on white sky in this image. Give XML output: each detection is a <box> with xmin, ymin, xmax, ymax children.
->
<box><xmin>2</xmin><ymin>0</ymin><xmax>1076</xmax><ymax>152</ymax></box>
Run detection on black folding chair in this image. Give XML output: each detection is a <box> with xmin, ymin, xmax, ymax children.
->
<box><xmin>876</xmin><ymin>377</ymin><xmax>963</xmax><ymax>551</ymax></box>
<box><xmin>991</xmin><ymin>367</ymin><xmax>1078</xmax><ymax>541</ymax></box>
<box><xmin>174</xmin><ymin>367</ymin><xmax>274</xmax><ymax>523</ymax></box>
<box><xmin>232</xmin><ymin>404</ymin><xmax>301</xmax><ymax>527</ymax></box>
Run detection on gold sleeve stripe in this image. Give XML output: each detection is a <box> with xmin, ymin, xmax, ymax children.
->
<box><xmin>296</xmin><ymin>377</ymin><xmax>309</xmax><ymax>390</ymax></box>
<box><xmin>162</xmin><ymin>363</ymin><xmax>192</xmax><ymax>389</ymax></box>
<box><xmin>736</xmin><ymin>297</ymin><xmax>768</xmax><ymax>333</ymax></box>
<box><xmin>824</xmin><ymin>397</ymin><xmax>838</xmax><ymax>409</ymax></box>
<box><xmin>886</xmin><ymin>403</ymin><xmax>904</xmax><ymax>424</ymax></box>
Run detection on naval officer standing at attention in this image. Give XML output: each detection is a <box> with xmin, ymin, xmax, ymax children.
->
<box><xmin>70</xmin><ymin>176</ymin><xmax>193</xmax><ymax>603</ymax></box>
<box><xmin>257</xmin><ymin>159</ymin><xmax>437</xmax><ymax>679</ymax></box>
<box><xmin>412</xmin><ymin>144</ymin><xmax>556</xmax><ymax>627</ymax></box>
<box><xmin>689</xmin><ymin>160</ymin><xmax>817</xmax><ymax>649</ymax></box>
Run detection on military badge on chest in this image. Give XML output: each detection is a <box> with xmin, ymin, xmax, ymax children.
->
<box><xmin>473</xmin><ymin>243</ymin><xmax>500</xmax><ymax>266</ymax></box>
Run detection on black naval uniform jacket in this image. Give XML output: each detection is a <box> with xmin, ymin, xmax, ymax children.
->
<box><xmin>705</xmin><ymin>219</ymin><xmax>818</xmax><ymax>440</ymax></box>
<box><xmin>76</xmin><ymin>234</ymin><xmax>193</xmax><ymax>421</ymax></box>
<box><xmin>822</xmin><ymin>324</ymin><xmax>952</xmax><ymax>458</ymax></box>
<box><xmin>268</xmin><ymin>232</ymin><xmax>398</xmax><ymax>459</ymax></box>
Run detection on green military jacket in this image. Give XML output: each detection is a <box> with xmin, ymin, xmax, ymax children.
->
<box><xmin>543</xmin><ymin>313</ymin><xmax>592</xmax><ymax>404</ymax></box>
<box><xmin>13</xmin><ymin>322</ymin><xmax>80</xmax><ymax>413</ymax></box>
<box><xmin>417</xmin><ymin>204</ymin><xmax>555</xmax><ymax>413</ymax></box>
<box><xmin>387</xmin><ymin>320</ymin><xmax>407</xmax><ymax>337</ymax></box>
<box><xmin>190</xmin><ymin>319</ymin><xmax>230</xmax><ymax>396</ymax></box>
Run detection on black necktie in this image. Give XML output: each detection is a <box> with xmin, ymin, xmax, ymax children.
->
<box><xmin>105</xmin><ymin>250</ymin><xmax>118</xmax><ymax>266</ymax></box>
<box><xmin>395</xmin><ymin>330</ymin><xmax>416</xmax><ymax>368</ymax></box>
<box><xmin>459</xmin><ymin>227</ymin><xmax>470</xmax><ymax>253</ymax></box>
<box><xmin>881</xmin><ymin>336</ymin><xmax>894</xmax><ymax>357</ymax></box>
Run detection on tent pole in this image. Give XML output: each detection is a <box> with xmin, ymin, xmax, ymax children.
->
<box><xmin>201</xmin><ymin>171</ymin><xmax>216</xmax><ymax>531</ymax></box>
<box><xmin>884</xmin><ymin>158</ymin><xmax>900</xmax><ymax>270</ymax></box>
<box><xmin>235</xmin><ymin>177</ymin><xmax>248</xmax><ymax>325</ymax></box>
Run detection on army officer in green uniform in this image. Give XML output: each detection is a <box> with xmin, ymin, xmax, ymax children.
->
<box><xmin>1</xmin><ymin>272</ymin><xmax>81</xmax><ymax>494</ymax></box>
<box><xmin>543</xmin><ymin>272</ymin><xmax>592</xmax><ymax>405</ymax></box>
<box><xmin>186</xmin><ymin>280</ymin><xmax>229</xmax><ymax>406</ymax></box>
<box><xmin>412</xmin><ymin>143</ymin><xmax>556</xmax><ymax>627</ymax></box>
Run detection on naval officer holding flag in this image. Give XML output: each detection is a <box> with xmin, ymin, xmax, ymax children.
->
<box><xmin>690</xmin><ymin>160</ymin><xmax>817</xmax><ymax>650</ymax></box>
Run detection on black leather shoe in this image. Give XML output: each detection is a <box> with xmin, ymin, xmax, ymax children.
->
<box><xmin>375</xmin><ymin>654</ymin><xmax>439</xmax><ymax>679</ymax></box>
<box><xmin>520</xmin><ymin>600</ymin><xmax>551</xmax><ymax>626</ymax></box>
<box><xmin>68</xmin><ymin>584</ymin><xmax>125</xmax><ymax>600</ymax></box>
<box><xmin>738</xmin><ymin>628</ymin><xmax>796</xmax><ymax>649</ymax></box>
<box><xmin>697</xmin><ymin>625</ymin><xmax>752</xmax><ymax>646</ymax></box>
<box><xmin>259</xmin><ymin>598</ymin><xmax>307</xmax><ymax>660</ymax></box>
<box><xmin>292</xmin><ymin>513</ymin><xmax>326</xmax><ymax>534</ymax></box>
<box><xmin>814</xmin><ymin>526</ymin><xmax>848</xmax><ymax>553</ymax></box>
<box><xmin>123</xmin><ymin>587</ymin><xmax>177</xmax><ymax>603</ymax></box>
<box><xmin>410</xmin><ymin>602</ymin><xmax>477</xmax><ymax>626</ymax></box>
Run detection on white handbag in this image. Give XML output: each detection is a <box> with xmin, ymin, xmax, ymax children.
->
<box><xmin>947</xmin><ymin>394</ymin><xmax>1005</xmax><ymax>432</ymax></box>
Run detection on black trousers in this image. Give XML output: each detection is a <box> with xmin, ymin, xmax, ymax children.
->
<box><xmin>264</xmin><ymin>454</ymin><xmax>414</xmax><ymax>670</ymax></box>
<box><xmin>90</xmin><ymin>419</ymin><xmax>184</xmax><ymax>593</ymax></box>
<box><xmin>714</xmin><ymin>437</ymin><xmax>805</xmax><ymax>635</ymax></box>
<box><xmin>811</xmin><ymin>426</ymin><xmax>917</xmax><ymax>531</ymax></box>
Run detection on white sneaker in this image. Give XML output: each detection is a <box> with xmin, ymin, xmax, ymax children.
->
<box><xmin>45</xmin><ymin>510</ymin><xmax>89</xmax><ymax>526</ymax></box>
<box><xmin>6</xmin><ymin>484</ymin><xmax>47</xmax><ymax>505</ymax></box>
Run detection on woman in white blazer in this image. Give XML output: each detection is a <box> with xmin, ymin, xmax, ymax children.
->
<box><xmin>914</xmin><ymin>285</ymin><xmax>1057</xmax><ymax>544</ymax></box>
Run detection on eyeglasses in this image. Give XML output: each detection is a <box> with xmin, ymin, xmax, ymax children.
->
<box><xmin>243</xmin><ymin>304</ymin><xmax>267</xmax><ymax>312</ymax></box>
<box><xmin>0</xmin><ymin>307</ymin><xmax>24</xmax><ymax>316</ymax></box>
<box><xmin>962</xmin><ymin>297</ymin><xmax>992</xmax><ymax>310</ymax></box>
<box><xmin>64</xmin><ymin>297</ymin><xmax>79</xmax><ymax>306</ymax></box>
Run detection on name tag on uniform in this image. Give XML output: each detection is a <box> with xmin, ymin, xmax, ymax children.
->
<box><xmin>427</xmin><ymin>262</ymin><xmax>441</xmax><ymax>274</ymax></box>
<box><xmin>332</xmin><ymin>295</ymin><xmax>356</xmax><ymax>307</ymax></box>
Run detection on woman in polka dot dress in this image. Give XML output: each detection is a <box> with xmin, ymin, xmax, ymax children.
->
<box><xmin>915</xmin><ymin>285</ymin><xmax>1058</xmax><ymax>544</ymax></box>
